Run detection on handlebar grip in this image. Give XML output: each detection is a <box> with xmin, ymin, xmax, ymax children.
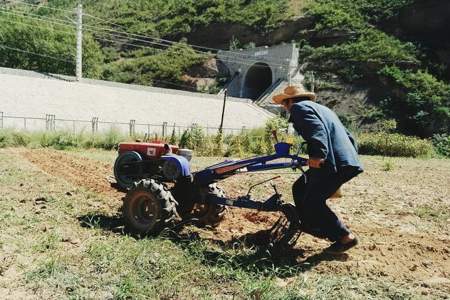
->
<box><xmin>292</xmin><ymin>158</ymin><xmax>308</xmax><ymax>168</ymax></box>
<box><xmin>300</xmin><ymin>158</ymin><xmax>308</xmax><ymax>166</ymax></box>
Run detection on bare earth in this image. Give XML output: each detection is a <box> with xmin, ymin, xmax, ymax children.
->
<box><xmin>5</xmin><ymin>148</ymin><xmax>450</xmax><ymax>297</ymax></box>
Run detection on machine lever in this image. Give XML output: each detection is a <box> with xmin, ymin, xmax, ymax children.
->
<box><xmin>247</xmin><ymin>176</ymin><xmax>281</xmax><ymax>197</ymax></box>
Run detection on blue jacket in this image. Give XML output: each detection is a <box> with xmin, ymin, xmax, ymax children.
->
<box><xmin>289</xmin><ymin>101</ymin><xmax>363</xmax><ymax>173</ymax></box>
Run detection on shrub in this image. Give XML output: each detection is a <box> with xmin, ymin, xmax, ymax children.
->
<box><xmin>169</xmin><ymin>127</ymin><xmax>178</xmax><ymax>145</ymax></box>
<box><xmin>379</xmin><ymin>66</ymin><xmax>450</xmax><ymax>137</ymax></box>
<box><xmin>0</xmin><ymin>130</ymin><xmax>11</xmax><ymax>148</ymax></box>
<box><xmin>178</xmin><ymin>129</ymin><xmax>191</xmax><ymax>149</ymax></box>
<box><xmin>212</xmin><ymin>133</ymin><xmax>224</xmax><ymax>156</ymax></box>
<box><xmin>97</xmin><ymin>129</ymin><xmax>123</xmax><ymax>150</ymax></box>
<box><xmin>39</xmin><ymin>132</ymin><xmax>81</xmax><ymax>150</ymax></box>
<box><xmin>11</xmin><ymin>131</ymin><xmax>31</xmax><ymax>147</ymax></box>
<box><xmin>432</xmin><ymin>134</ymin><xmax>450</xmax><ymax>158</ymax></box>
<box><xmin>357</xmin><ymin>132</ymin><xmax>434</xmax><ymax>157</ymax></box>
<box><xmin>179</xmin><ymin>125</ymin><xmax>207</xmax><ymax>153</ymax></box>
<box><xmin>225</xmin><ymin>135</ymin><xmax>245</xmax><ymax>157</ymax></box>
<box><xmin>101</xmin><ymin>43</ymin><xmax>206</xmax><ymax>87</ymax></box>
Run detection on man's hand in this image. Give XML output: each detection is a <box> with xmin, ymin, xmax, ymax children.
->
<box><xmin>308</xmin><ymin>158</ymin><xmax>325</xmax><ymax>168</ymax></box>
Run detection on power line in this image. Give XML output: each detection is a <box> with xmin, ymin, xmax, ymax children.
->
<box><xmin>2</xmin><ymin>5</ymin><xmax>297</xmax><ymax>68</ymax></box>
<box><xmin>0</xmin><ymin>43</ymin><xmax>74</xmax><ymax>64</ymax></box>
<box><xmin>0</xmin><ymin>4</ymin><xmax>298</xmax><ymax>88</ymax></box>
<box><xmin>0</xmin><ymin>6</ymin><xmax>76</xmax><ymax>24</ymax></box>
<box><xmin>0</xmin><ymin>15</ymin><xmax>76</xmax><ymax>35</ymax></box>
<box><xmin>7</xmin><ymin>1</ymin><xmax>298</xmax><ymax>66</ymax></box>
<box><xmin>84</xmin><ymin>27</ymin><xmax>183</xmax><ymax>50</ymax></box>
<box><xmin>0</xmin><ymin>43</ymin><xmax>279</xmax><ymax>99</ymax></box>
<box><xmin>0</xmin><ymin>8</ymin><xmax>291</xmax><ymax>69</ymax></box>
<box><xmin>81</xmin><ymin>22</ymin><xmax>292</xmax><ymax>67</ymax></box>
<box><xmin>85</xmin><ymin>27</ymin><xmax>295</xmax><ymax>69</ymax></box>
<box><xmin>81</xmin><ymin>26</ymin><xmax>294</xmax><ymax>69</ymax></box>
<box><xmin>6</xmin><ymin>0</ymin><xmax>76</xmax><ymax>15</ymax></box>
<box><xmin>91</xmin><ymin>35</ymin><xmax>167</xmax><ymax>53</ymax></box>
<box><xmin>0</xmin><ymin>8</ymin><xmax>75</xmax><ymax>29</ymax></box>
<box><xmin>93</xmin><ymin>34</ymin><xmax>293</xmax><ymax>70</ymax></box>
<box><xmin>81</xmin><ymin>12</ymin><xmax>293</xmax><ymax>64</ymax></box>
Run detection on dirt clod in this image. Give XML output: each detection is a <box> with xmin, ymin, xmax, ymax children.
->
<box><xmin>34</xmin><ymin>197</ymin><xmax>47</xmax><ymax>204</ymax></box>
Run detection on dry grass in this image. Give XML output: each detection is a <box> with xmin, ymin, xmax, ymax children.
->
<box><xmin>288</xmin><ymin>0</ymin><xmax>311</xmax><ymax>16</ymax></box>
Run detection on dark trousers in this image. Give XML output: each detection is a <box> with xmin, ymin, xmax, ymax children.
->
<box><xmin>292</xmin><ymin>166</ymin><xmax>361</xmax><ymax>242</ymax></box>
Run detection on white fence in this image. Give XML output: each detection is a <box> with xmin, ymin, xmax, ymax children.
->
<box><xmin>0</xmin><ymin>112</ymin><xmax>249</xmax><ymax>136</ymax></box>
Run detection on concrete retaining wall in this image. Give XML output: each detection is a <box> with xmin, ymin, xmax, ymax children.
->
<box><xmin>0</xmin><ymin>67</ymin><xmax>274</xmax><ymax>134</ymax></box>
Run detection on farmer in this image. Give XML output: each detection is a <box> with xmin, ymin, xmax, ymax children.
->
<box><xmin>272</xmin><ymin>86</ymin><xmax>363</xmax><ymax>253</ymax></box>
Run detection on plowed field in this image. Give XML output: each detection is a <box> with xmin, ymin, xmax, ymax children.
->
<box><xmin>1</xmin><ymin>148</ymin><xmax>449</xmax><ymax>299</ymax></box>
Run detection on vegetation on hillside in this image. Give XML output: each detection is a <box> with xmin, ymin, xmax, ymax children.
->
<box><xmin>85</xmin><ymin>0</ymin><xmax>290</xmax><ymax>35</ymax></box>
<box><xmin>0</xmin><ymin>11</ymin><xmax>103</xmax><ymax>77</ymax></box>
<box><xmin>101</xmin><ymin>43</ymin><xmax>207</xmax><ymax>87</ymax></box>
<box><xmin>300</xmin><ymin>0</ymin><xmax>450</xmax><ymax>137</ymax></box>
<box><xmin>0</xmin><ymin>0</ymin><xmax>448</xmax><ymax>139</ymax></box>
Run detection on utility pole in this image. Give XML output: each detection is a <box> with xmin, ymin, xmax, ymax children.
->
<box><xmin>218</xmin><ymin>89</ymin><xmax>228</xmax><ymax>134</ymax></box>
<box><xmin>75</xmin><ymin>3</ymin><xmax>83</xmax><ymax>81</ymax></box>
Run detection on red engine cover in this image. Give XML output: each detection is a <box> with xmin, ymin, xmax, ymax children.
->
<box><xmin>118</xmin><ymin>142</ymin><xmax>179</xmax><ymax>159</ymax></box>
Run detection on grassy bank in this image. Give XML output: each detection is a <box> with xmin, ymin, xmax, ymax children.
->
<box><xmin>0</xmin><ymin>126</ymin><xmax>443</xmax><ymax>158</ymax></box>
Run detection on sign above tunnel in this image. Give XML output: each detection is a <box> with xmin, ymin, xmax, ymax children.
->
<box><xmin>217</xmin><ymin>43</ymin><xmax>299</xmax><ymax>101</ymax></box>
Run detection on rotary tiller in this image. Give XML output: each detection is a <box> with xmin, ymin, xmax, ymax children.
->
<box><xmin>116</xmin><ymin>141</ymin><xmax>308</xmax><ymax>248</ymax></box>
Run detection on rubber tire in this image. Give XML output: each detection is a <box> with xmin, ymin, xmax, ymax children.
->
<box><xmin>122</xmin><ymin>179</ymin><xmax>178</xmax><ymax>235</ymax></box>
<box><xmin>114</xmin><ymin>151</ymin><xmax>143</xmax><ymax>190</ymax></box>
<box><xmin>179</xmin><ymin>184</ymin><xmax>226</xmax><ymax>227</ymax></box>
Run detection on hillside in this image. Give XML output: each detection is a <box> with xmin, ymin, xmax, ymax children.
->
<box><xmin>0</xmin><ymin>0</ymin><xmax>448</xmax><ymax>137</ymax></box>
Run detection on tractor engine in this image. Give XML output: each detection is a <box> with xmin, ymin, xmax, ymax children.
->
<box><xmin>113</xmin><ymin>141</ymin><xmax>192</xmax><ymax>190</ymax></box>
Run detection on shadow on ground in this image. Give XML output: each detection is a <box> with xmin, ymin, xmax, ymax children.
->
<box><xmin>78</xmin><ymin>213</ymin><xmax>125</xmax><ymax>234</ymax></box>
<box><xmin>78</xmin><ymin>213</ymin><xmax>348</xmax><ymax>277</ymax></box>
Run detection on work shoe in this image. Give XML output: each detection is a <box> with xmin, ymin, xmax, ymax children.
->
<box><xmin>325</xmin><ymin>237</ymin><xmax>358</xmax><ymax>254</ymax></box>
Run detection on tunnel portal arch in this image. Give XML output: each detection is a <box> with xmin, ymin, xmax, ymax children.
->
<box><xmin>244</xmin><ymin>62</ymin><xmax>272</xmax><ymax>100</ymax></box>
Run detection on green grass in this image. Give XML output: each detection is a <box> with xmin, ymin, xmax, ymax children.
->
<box><xmin>414</xmin><ymin>205</ymin><xmax>450</xmax><ymax>223</ymax></box>
<box><xmin>381</xmin><ymin>159</ymin><xmax>395</xmax><ymax>171</ymax></box>
<box><xmin>0</xmin><ymin>122</ymin><xmax>442</xmax><ymax>159</ymax></box>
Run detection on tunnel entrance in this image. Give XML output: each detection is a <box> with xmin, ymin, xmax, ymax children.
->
<box><xmin>244</xmin><ymin>62</ymin><xmax>272</xmax><ymax>100</ymax></box>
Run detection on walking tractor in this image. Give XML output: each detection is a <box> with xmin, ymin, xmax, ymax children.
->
<box><xmin>114</xmin><ymin>138</ymin><xmax>309</xmax><ymax>248</ymax></box>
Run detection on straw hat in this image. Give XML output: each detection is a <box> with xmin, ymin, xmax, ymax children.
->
<box><xmin>272</xmin><ymin>85</ymin><xmax>317</xmax><ymax>104</ymax></box>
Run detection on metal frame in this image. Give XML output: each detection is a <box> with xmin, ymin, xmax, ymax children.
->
<box><xmin>193</xmin><ymin>142</ymin><xmax>308</xmax><ymax>211</ymax></box>
<box><xmin>193</xmin><ymin>142</ymin><xmax>307</xmax><ymax>185</ymax></box>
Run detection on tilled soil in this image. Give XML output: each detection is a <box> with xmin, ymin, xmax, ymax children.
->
<box><xmin>21</xmin><ymin>148</ymin><xmax>450</xmax><ymax>296</ymax></box>
<box><xmin>21</xmin><ymin>149</ymin><xmax>122</xmax><ymax>199</ymax></box>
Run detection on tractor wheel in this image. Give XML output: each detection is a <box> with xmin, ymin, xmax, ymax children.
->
<box><xmin>179</xmin><ymin>184</ymin><xmax>226</xmax><ymax>227</ymax></box>
<box><xmin>114</xmin><ymin>151</ymin><xmax>143</xmax><ymax>190</ymax></box>
<box><xmin>122</xmin><ymin>179</ymin><xmax>178</xmax><ymax>235</ymax></box>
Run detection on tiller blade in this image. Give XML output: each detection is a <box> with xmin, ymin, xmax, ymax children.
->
<box><xmin>267</xmin><ymin>203</ymin><xmax>302</xmax><ymax>251</ymax></box>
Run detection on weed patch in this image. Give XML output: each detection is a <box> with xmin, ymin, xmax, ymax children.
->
<box><xmin>415</xmin><ymin>205</ymin><xmax>450</xmax><ymax>223</ymax></box>
<box><xmin>358</xmin><ymin>132</ymin><xmax>434</xmax><ymax>157</ymax></box>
